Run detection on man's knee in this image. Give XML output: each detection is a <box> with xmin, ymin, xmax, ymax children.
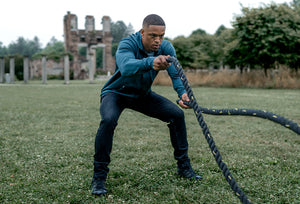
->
<box><xmin>100</xmin><ymin>115</ymin><xmax>118</xmax><ymax>130</ymax></box>
<box><xmin>172</xmin><ymin>107</ymin><xmax>185</xmax><ymax>120</ymax></box>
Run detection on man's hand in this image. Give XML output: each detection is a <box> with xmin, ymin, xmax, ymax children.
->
<box><xmin>178</xmin><ymin>93</ymin><xmax>191</xmax><ymax>109</ymax></box>
<box><xmin>153</xmin><ymin>55</ymin><xmax>171</xmax><ymax>71</ymax></box>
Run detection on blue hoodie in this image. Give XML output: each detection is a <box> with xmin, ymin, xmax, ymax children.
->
<box><xmin>101</xmin><ymin>31</ymin><xmax>186</xmax><ymax>98</ymax></box>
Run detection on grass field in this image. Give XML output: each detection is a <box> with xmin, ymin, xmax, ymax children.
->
<box><xmin>0</xmin><ymin>80</ymin><xmax>299</xmax><ymax>203</ymax></box>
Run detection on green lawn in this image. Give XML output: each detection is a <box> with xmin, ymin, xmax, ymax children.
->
<box><xmin>0</xmin><ymin>81</ymin><xmax>299</xmax><ymax>203</ymax></box>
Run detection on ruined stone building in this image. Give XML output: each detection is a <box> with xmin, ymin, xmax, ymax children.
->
<box><xmin>64</xmin><ymin>12</ymin><xmax>115</xmax><ymax>79</ymax></box>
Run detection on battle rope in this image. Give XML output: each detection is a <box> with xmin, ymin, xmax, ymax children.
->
<box><xmin>166</xmin><ymin>56</ymin><xmax>300</xmax><ymax>204</ymax></box>
<box><xmin>177</xmin><ymin>102</ymin><xmax>300</xmax><ymax>135</ymax></box>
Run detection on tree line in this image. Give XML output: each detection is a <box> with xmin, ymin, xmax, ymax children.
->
<box><xmin>171</xmin><ymin>1</ymin><xmax>300</xmax><ymax>75</ymax></box>
<box><xmin>0</xmin><ymin>1</ymin><xmax>299</xmax><ymax>80</ymax></box>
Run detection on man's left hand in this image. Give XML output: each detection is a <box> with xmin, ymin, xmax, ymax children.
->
<box><xmin>178</xmin><ymin>93</ymin><xmax>191</xmax><ymax>109</ymax></box>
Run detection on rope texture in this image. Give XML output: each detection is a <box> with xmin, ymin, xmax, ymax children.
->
<box><xmin>183</xmin><ymin>104</ymin><xmax>300</xmax><ymax>134</ymax></box>
<box><xmin>167</xmin><ymin>56</ymin><xmax>300</xmax><ymax>204</ymax></box>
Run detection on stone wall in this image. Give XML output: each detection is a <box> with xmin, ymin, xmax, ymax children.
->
<box><xmin>30</xmin><ymin>59</ymin><xmax>64</xmax><ymax>78</ymax></box>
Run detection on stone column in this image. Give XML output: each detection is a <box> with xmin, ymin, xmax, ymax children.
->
<box><xmin>64</xmin><ymin>53</ymin><xmax>70</xmax><ymax>84</ymax></box>
<box><xmin>88</xmin><ymin>52</ymin><xmax>94</xmax><ymax>83</ymax></box>
<box><xmin>102</xmin><ymin>46</ymin><xmax>106</xmax><ymax>71</ymax></box>
<box><xmin>29</xmin><ymin>60</ymin><xmax>34</xmax><ymax>80</ymax></box>
<box><xmin>23</xmin><ymin>56</ymin><xmax>29</xmax><ymax>83</ymax></box>
<box><xmin>0</xmin><ymin>57</ymin><xmax>4</xmax><ymax>83</ymax></box>
<box><xmin>9</xmin><ymin>56</ymin><xmax>15</xmax><ymax>84</ymax></box>
<box><xmin>42</xmin><ymin>55</ymin><xmax>47</xmax><ymax>84</ymax></box>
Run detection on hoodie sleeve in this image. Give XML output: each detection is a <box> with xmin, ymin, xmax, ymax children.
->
<box><xmin>116</xmin><ymin>39</ymin><xmax>155</xmax><ymax>77</ymax></box>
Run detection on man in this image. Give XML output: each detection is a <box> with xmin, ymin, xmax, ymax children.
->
<box><xmin>91</xmin><ymin>14</ymin><xmax>202</xmax><ymax>196</ymax></box>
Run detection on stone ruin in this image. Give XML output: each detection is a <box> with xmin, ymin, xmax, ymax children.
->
<box><xmin>0</xmin><ymin>12</ymin><xmax>116</xmax><ymax>84</ymax></box>
<box><xmin>63</xmin><ymin>11</ymin><xmax>115</xmax><ymax>79</ymax></box>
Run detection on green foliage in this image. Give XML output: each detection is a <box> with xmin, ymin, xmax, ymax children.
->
<box><xmin>112</xmin><ymin>43</ymin><xmax>119</xmax><ymax>57</ymax></box>
<box><xmin>43</xmin><ymin>37</ymin><xmax>65</xmax><ymax>53</ymax></box>
<box><xmin>95</xmin><ymin>47</ymin><xmax>103</xmax><ymax>68</ymax></box>
<box><xmin>2</xmin><ymin>54</ymin><xmax>25</xmax><ymax>80</ymax></box>
<box><xmin>172</xmin><ymin>36</ymin><xmax>194</xmax><ymax>68</ymax></box>
<box><xmin>111</xmin><ymin>21</ymin><xmax>128</xmax><ymax>44</ymax></box>
<box><xmin>231</xmin><ymin>3</ymin><xmax>300</xmax><ymax>74</ymax></box>
<box><xmin>32</xmin><ymin>37</ymin><xmax>66</xmax><ymax>62</ymax></box>
<box><xmin>78</xmin><ymin>46</ymin><xmax>87</xmax><ymax>57</ymax></box>
<box><xmin>1</xmin><ymin>36</ymin><xmax>42</xmax><ymax>58</ymax></box>
<box><xmin>13</xmin><ymin>54</ymin><xmax>24</xmax><ymax>80</ymax></box>
<box><xmin>111</xmin><ymin>20</ymin><xmax>135</xmax><ymax>58</ymax></box>
<box><xmin>215</xmin><ymin>28</ymin><xmax>235</xmax><ymax>68</ymax></box>
<box><xmin>293</xmin><ymin>0</ymin><xmax>300</xmax><ymax>7</ymax></box>
<box><xmin>190</xmin><ymin>28</ymin><xmax>207</xmax><ymax>36</ymax></box>
<box><xmin>215</xmin><ymin>25</ymin><xmax>227</xmax><ymax>37</ymax></box>
<box><xmin>0</xmin><ymin>42</ymin><xmax>8</xmax><ymax>56</ymax></box>
<box><xmin>192</xmin><ymin>34</ymin><xmax>221</xmax><ymax>68</ymax></box>
<box><xmin>172</xmin><ymin>27</ymin><xmax>233</xmax><ymax>69</ymax></box>
<box><xmin>170</xmin><ymin>2</ymin><xmax>300</xmax><ymax>73</ymax></box>
<box><xmin>111</xmin><ymin>21</ymin><xmax>134</xmax><ymax>44</ymax></box>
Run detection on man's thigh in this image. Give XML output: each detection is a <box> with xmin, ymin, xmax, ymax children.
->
<box><xmin>130</xmin><ymin>92</ymin><xmax>183</xmax><ymax>122</ymax></box>
<box><xmin>100</xmin><ymin>93</ymin><xmax>126</xmax><ymax>121</ymax></box>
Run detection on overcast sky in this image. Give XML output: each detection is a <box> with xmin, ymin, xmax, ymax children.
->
<box><xmin>0</xmin><ymin>0</ymin><xmax>292</xmax><ymax>48</ymax></box>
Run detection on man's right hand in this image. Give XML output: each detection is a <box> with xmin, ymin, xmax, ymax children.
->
<box><xmin>153</xmin><ymin>55</ymin><xmax>171</xmax><ymax>71</ymax></box>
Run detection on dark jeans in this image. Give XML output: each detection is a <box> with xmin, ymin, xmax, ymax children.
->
<box><xmin>93</xmin><ymin>91</ymin><xmax>190</xmax><ymax>180</ymax></box>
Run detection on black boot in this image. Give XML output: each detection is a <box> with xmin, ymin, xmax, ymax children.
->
<box><xmin>91</xmin><ymin>178</ymin><xmax>107</xmax><ymax>196</ymax></box>
<box><xmin>177</xmin><ymin>162</ymin><xmax>202</xmax><ymax>180</ymax></box>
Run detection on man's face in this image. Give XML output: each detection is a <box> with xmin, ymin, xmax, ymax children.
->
<box><xmin>141</xmin><ymin>25</ymin><xmax>165</xmax><ymax>52</ymax></box>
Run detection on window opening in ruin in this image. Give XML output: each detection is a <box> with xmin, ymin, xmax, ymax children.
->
<box><xmin>78</xmin><ymin>46</ymin><xmax>87</xmax><ymax>57</ymax></box>
<box><xmin>80</xmin><ymin>35</ymin><xmax>86</xmax><ymax>42</ymax></box>
<box><xmin>96</xmin><ymin>47</ymin><xmax>103</xmax><ymax>69</ymax></box>
<box><xmin>96</xmin><ymin>36</ymin><xmax>102</xmax><ymax>43</ymax></box>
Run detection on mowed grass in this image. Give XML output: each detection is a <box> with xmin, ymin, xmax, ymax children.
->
<box><xmin>0</xmin><ymin>80</ymin><xmax>299</xmax><ymax>203</ymax></box>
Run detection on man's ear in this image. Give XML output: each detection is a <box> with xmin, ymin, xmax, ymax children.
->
<box><xmin>140</xmin><ymin>29</ymin><xmax>144</xmax><ymax>37</ymax></box>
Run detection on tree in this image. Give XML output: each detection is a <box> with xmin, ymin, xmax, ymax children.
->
<box><xmin>172</xmin><ymin>28</ymin><xmax>228</xmax><ymax>69</ymax></box>
<box><xmin>7</xmin><ymin>36</ymin><xmax>42</xmax><ymax>57</ymax></box>
<box><xmin>43</xmin><ymin>37</ymin><xmax>64</xmax><ymax>53</ymax></box>
<box><xmin>95</xmin><ymin>21</ymin><xmax>133</xmax><ymax>69</ymax></box>
<box><xmin>0</xmin><ymin>42</ymin><xmax>8</xmax><ymax>56</ymax></box>
<box><xmin>190</xmin><ymin>34</ymin><xmax>215</xmax><ymax>68</ymax></box>
<box><xmin>215</xmin><ymin>25</ymin><xmax>227</xmax><ymax>37</ymax></box>
<box><xmin>290</xmin><ymin>0</ymin><xmax>300</xmax><ymax>72</ymax></box>
<box><xmin>33</xmin><ymin>37</ymin><xmax>65</xmax><ymax>61</ymax></box>
<box><xmin>293</xmin><ymin>0</ymin><xmax>300</xmax><ymax>7</ymax></box>
<box><xmin>215</xmin><ymin>27</ymin><xmax>235</xmax><ymax>69</ymax></box>
<box><xmin>110</xmin><ymin>20</ymin><xmax>134</xmax><ymax>57</ymax></box>
<box><xmin>2</xmin><ymin>37</ymin><xmax>42</xmax><ymax>80</ymax></box>
<box><xmin>224</xmin><ymin>39</ymin><xmax>248</xmax><ymax>73</ymax></box>
<box><xmin>190</xmin><ymin>28</ymin><xmax>207</xmax><ymax>36</ymax></box>
<box><xmin>171</xmin><ymin>36</ymin><xmax>194</xmax><ymax>68</ymax></box>
<box><xmin>111</xmin><ymin>21</ymin><xmax>128</xmax><ymax>44</ymax></box>
<box><xmin>189</xmin><ymin>31</ymin><xmax>224</xmax><ymax>69</ymax></box>
<box><xmin>125</xmin><ymin>23</ymin><xmax>135</xmax><ymax>36</ymax></box>
<box><xmin>232</xmin><ymin>3</ymin><xmax>300</xmax><ymax>75</ymax></box>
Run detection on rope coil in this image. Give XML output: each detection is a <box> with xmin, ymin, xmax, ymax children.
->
<box><xmin>167</xmin><ymin>56</ymin><xmax>300</xmax><ymax>204</ymax></box>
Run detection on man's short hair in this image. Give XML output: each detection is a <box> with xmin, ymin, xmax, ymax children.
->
<box><xmin>142</xmin><ymin>14</ymin><xmax>165</xmax><ymax>28</ymax></box>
